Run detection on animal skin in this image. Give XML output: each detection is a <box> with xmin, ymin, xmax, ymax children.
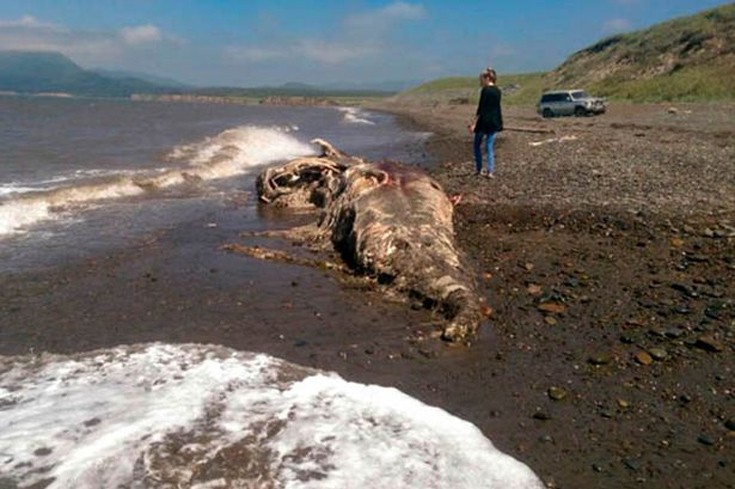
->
<box><xmin>252</xmin><ymin>139</ymin><xmax>487</xmax><ymax>343</ymax></box>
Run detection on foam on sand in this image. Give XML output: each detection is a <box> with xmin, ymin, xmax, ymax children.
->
<box><xmin>0</xmin><ymin>343</ymin><xmax>543</xmax><ymax>489</ymax></box>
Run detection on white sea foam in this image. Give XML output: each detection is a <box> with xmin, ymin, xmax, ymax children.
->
<box><xmin>338</xmin><ymin>107</ymin><xmax>376</xmax><ymax>125</ymax></box>
<box><xmin>0</xmin><ymin>343</ymin><xmax>543</xmax><ymax>489</ymax></box>
<box><xmin>0</xmin><ymin>126</ymin><xmax>316</xmax><ymax>236</ymax></box>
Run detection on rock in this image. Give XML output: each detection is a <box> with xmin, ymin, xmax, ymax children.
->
<box><xmin>532</xmin><ymin>410</ymin><xmax>551</xmax><ymax>421</ymax></box>
<box><xmin>544</xmin><ymin>316</ymin><xmax>558</xmax><ymax>326</ymax></box>
<box><xmin>634</xmin><ymin>351</ymin><xmax>653</xmax><ymax>365</ymax></box>
<box><xmin>527</xmin><ymin>284</ymin><xmax>543</xmax><ymax>295</ymax></box>
<box><xmin>670</xmin><ymin>237</ymin><xmax>685</xmax><ymax>247</ymax></box>
<box><xmin>538</xmin><ymin>302</ymin><xmax>566</xmax><ymax>314</ymax></box>
<box><xmin>588</xmin><ymin>353</ymin><xmax>611</xmax><ymax>366</ymax></box>
<box><xmin>547</xmin><ymin>386</ymin><xmax>568</xmax><ymax>401</ymax></box>
<box><xmin>695</xmin><ymin>335</ymin><xmax>724</xmax><ymax>353</ymax></box>
<box><xmin>648</xmin><ymin>347</ymin><xmax>668</xmax><ymax>361</ymax></box>
<box><xmin>665</xmin><ymin>327</ymin><xmax>684</xmax><ymax>339</ymax></box>
<box><xmin>624</xmin><ymin>458</ymin><xmax>641</xmax><ymax>471</ymax></box>
<box><xmin>725</xmin><ymin>419</ymin><xmax>735</xmax><ymax>431</ymax></box>
<box><xmin>697</xmin><ymin>434</ymin><xmax>716</xmax><ymax>446</ymax></box>
<box><xmin>539</xmin><ymin>434</ymin><xmax>555</xmax><ymax>444</ymax></box>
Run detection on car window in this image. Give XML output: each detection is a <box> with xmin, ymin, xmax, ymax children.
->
<box><xmin>571</xmin><ymin>91</ymin><xmax>589</xmax><ymax>99</ymax></box>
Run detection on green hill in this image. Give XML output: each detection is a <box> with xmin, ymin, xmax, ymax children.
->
<box><xmin>398</xmin><ymin>4</ymin><xmax>735</xmax><ymax>104</ymax></box>
<box><xmin>0</xmin><ymin>51</ymin><xmax>173</xmax><ymax>97</ymax></box>
<box><xmin>547</xmin><ymin>3</ymin><xmax>735</xmax><ymax>101</ymax></box>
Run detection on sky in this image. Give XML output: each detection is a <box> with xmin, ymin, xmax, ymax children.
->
<box><xmin>0</xmin><ymin>0</ymin><xmax>729</xmax><ymax>88</ymax></box>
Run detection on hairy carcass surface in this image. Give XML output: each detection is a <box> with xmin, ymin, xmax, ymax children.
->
<box><xmin>254</xmin><ymin>140</ymin><xmax>486</xmax><ymax>343</ymax></box>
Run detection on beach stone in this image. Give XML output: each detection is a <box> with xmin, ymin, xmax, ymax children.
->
<box><xmin>624</xmin><ymin>458</ymin><xmax>641</xmax><ymax>471</ymax></box>
<box><xmin>538</xmin><ymin>302</ymin><xmax>566</xmax><ymax>314</ymax></box>
<box><xmin>648</xmin><ymin>347</ymin><xmax>668</xmax><ymax>361</ymax></box>
<box><xmin>527</xmin><ymin>284</ymin><xmax>543</xmax><ymax>295</ymax></box>
<box><xmin>665</xmin><ymin>327</ymin><xmax>685</xmax><ymax>339</ymax></box>
<box><xmin>695</xmin><ymin>335</ymin><xmax>724</xmax><ymax>353</ymax></box>
<box><xmin>634</xmin><ymin>351</ymin><xmax>653</xmax><ymax>365</ymax></box>
<box><xmin>588</xmin><ymin>353</ymin><xmax>611</xmax><ymax>365</ymax></box>
<box><xmin>670</xmin><ymin>237</ymin><xmax>685</xmax><ymax>247</ymax></box>
<box><xmin>532</xmin><ymin>410</ymin><xmax>551</xmax><ymax>421</ymax></box>
<box><xmin>697</xmin><ymin>434</ymin><xmax>716</xmax><ymax>446</ymax></box>
<box><xmin>547</xmin><ymin>386</ymin><xmax>568</xmax><ymax>401</ymax></box>
<box><xmin>544</xmin><ymin>316</ymin><xmax>558</xmax><ymax>326</ymax></box>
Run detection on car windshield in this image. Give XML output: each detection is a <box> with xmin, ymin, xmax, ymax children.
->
<box><xmin>571</xmin><ymin>91</ymin><xmax>590</xmax><ymax>99</ymax></box>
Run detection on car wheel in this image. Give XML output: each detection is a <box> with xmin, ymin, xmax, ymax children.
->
<box><xmin>574</xmin><ymin>106</ymin><xmax>587</xmax><ymax>117</ymax></box>
<box><xmin>542</xmin><ymin>108</ymin><xmax>553</xmax><ymax>118</ymax></box>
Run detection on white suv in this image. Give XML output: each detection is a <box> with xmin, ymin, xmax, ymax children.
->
<box><xmin>537</xmin><ymin>90</ymin><xmax>606</xmax><ymax>118</ymax></box>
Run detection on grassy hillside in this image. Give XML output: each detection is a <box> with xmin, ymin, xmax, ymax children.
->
<box><xmin>398</xmin><ymin>4</ymin><xmax>734</xmax><ymax>105</ymax></box>
<box><xmin>547</xmin><ymin>3</ymin><xmax>735</xmax><ymax>101</ymax></box>
<box><xmin>401</xmin><ymin>72</ymin><xmax>546</xmax><ymax>106</ymax></box>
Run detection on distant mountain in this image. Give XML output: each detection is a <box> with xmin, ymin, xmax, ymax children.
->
<box><xmin>92</xmin><ymin>68</ymin><xmax>192</xmax><ymax>89</ymax></box>
<box><xmin>0</xmin><ymin>51</ymin><xmax>176</xmax><ymax>97</ymax></box>
<box><xmin>545</xmin><ymin>3</ymin><xmax>735</xmax><ymax>100</ymax></box>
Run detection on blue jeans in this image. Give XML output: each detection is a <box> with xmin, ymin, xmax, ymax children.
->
<box><xmin>473</xmin><ymin>131</ymin><xmax>497</xmax><ymax>173</ymax></box>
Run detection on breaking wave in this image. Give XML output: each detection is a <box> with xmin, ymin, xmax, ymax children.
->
<box><xmin>338</xmin><ymin>107</ymin><xmax>376</xmax><ymax>125</ymax></box>
<box><xmin>0</xmin><ymin>343</ymin><xmax>543</xmax><ymax>489</ymax></box>
<box><xmin>0</xmin><ymin>126</ymin><xmax>316</xmax><ymax>236</ymax></box>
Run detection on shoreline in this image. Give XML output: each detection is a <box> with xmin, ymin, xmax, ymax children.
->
<box><xmin>1</xmin><ymin>101</ymin><xmax>733</xmax><ymax>488</ymax></box>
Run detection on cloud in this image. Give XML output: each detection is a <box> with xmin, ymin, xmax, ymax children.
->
<box><xmin>0</xmin><ymin>15</ymin><xmax>119</xmax><ymax>58</ymax></box>
<box><xmin>0</xmin><ymin>15</ymin><xmax>179</xmax><ymax>69</ymax></box>
<box><xmin>0</xmin><ymin>15</ymin><xmax>60</xmax><ymax>29</ymax></box>
<box><xmin>603</xmin><ymin>18</ymin><xmax>633</xmax><ymax>33</ymax></box>
<box><xmin>296</xmin><ymin>40</ymin><xmax>378</xmax><ymax>64</ymax></box>
<box><xmin>120</xmin><ymin>24</ymin><xmax>162</xmax><ymax>45</ymax></box>
<box><xmin>345</xmin><ymin>1</ymin><xmax>427</xmax><ymax>31</ymax></box>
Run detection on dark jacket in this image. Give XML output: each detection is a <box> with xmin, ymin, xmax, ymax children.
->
<box><xmin>474</xmin><ymin>85</ymin><xmax>503</xmax><ymax>134</ymax></box>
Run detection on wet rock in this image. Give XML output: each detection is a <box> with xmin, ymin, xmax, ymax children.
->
<box><xmin>588</xmin><ymin>353</ymin><xmax>612</xmax><ymax>365</ymax></box>
<box><xmin>532</xmin><ymin>410</ymin><xmax>551</xmax><ymax>421</ymax></box>
<box><xmin>635</xmin><ymin>351</ymin><xmax>653</xmax><ymax>365</ymax></box>
<box><xmin>695</xmin><ymin>335</ymin><xmax>724</xmax><ymax>353</ymax></box>
<box><xmin>538</xmin><ymin>302</ymin><xmax>566</xmax><ymax>314</ymax></box>
<box><xmin>547</xmin><ymin>386</ymin><xmax>568</xmax><ymax>401</ymax></box>
<box><xmin>685</xmin><ymin>253</ymin><xmax>709</xmax><ymax>263</ymax></box>
<box><xmin>619</xmin><ymin>334</ymin><xmax>636</xmax><ymax>344</ymax></box>
<box><xmin>665</xmin><ymin>327</ymin><xmax>685</xmax><ymax>339</ymax></box>
<box><xmin>624</xmin><ymin>458</ymin><xmax>641</xmax><ymax>471</ymax></box>
<box><xmin>697</xmin><ymin>434</ymin><xmax>716</xmax><ymax>446</ymax></box>
<box><xmin>648</xmin><ymin>347</ymin><xmax>668</xmax><ymax>361</ymax></box>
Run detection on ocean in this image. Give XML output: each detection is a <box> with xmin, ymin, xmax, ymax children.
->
<box><xmin>0</xmin><ymin>96</ymin><xmax>542</xmax><ymax>488</ymax></box>
<box><xmin>0</xmin><ymin>96</ymin><xmax>428</xmax><ymax>273</ymax></box>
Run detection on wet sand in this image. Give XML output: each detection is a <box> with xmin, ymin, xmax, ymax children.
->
<box><xmin>2</xmin><ymin>101</ymin><xmax>734</xmax><ymax>488</ymax></box>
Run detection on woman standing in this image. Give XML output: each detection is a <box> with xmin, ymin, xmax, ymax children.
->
<box><xmin>468</xmin><ymin>67</ymin><xmax>503</xmax><ymax>178</ymax></box>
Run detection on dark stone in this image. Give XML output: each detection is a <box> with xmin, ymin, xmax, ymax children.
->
<box><xmin>697</xmin><ymin>434</ymin><xmax>716</xmax><ymax>446</ymax></box>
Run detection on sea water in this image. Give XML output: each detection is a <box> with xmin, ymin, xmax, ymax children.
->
<box><xmin>0</xmin><ymin>343</ymin><xmax>543</xmax><ymax>488</ymax></box>
<box><xmin>0</xmin><ymin>96</ymin><xmax>542</xmax><ymax>488</ymax></box>
<box><xmin>0</xmin><ymin>96</ymin><xmax>428</xmax><ymax>273</ymax></box>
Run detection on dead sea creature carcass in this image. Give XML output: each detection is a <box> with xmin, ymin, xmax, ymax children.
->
<box><xmin>255</xmin><ymin>139</ymin><xmax>487</xmax><ymax>343</ymax></box>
